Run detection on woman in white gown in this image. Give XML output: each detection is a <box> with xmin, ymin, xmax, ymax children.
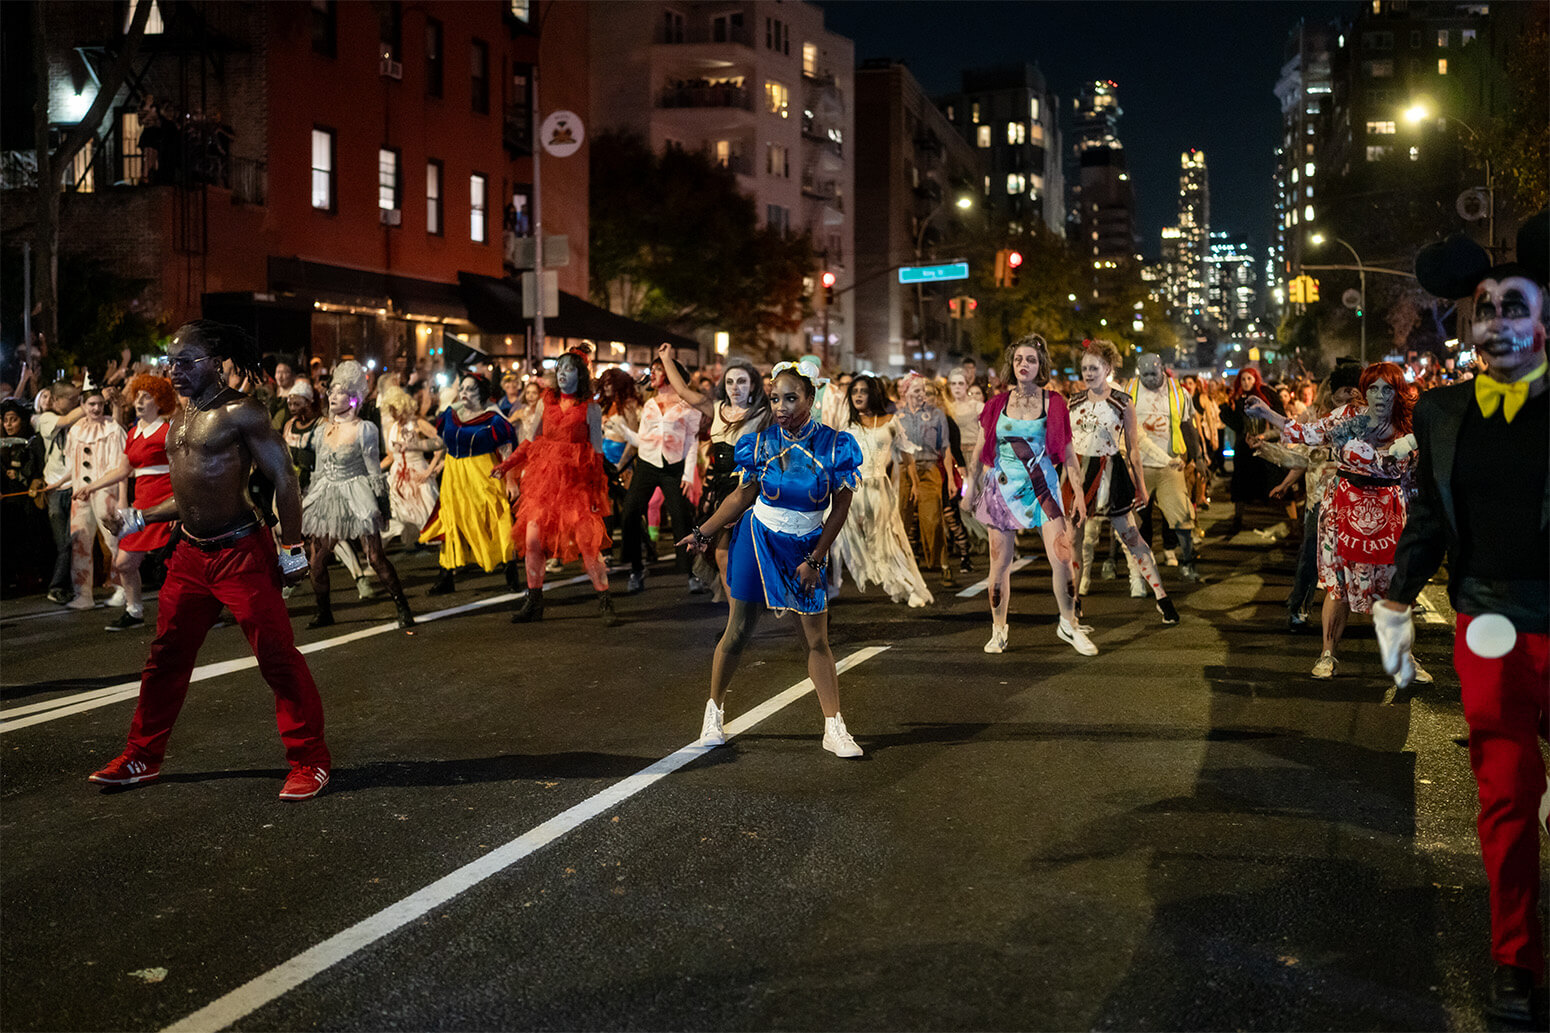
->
<box><xmin>832</xmin><ymin>375</ymin><xmax>933</xmax><ymax>608</ymax></box>
<box><xmin>378</xmin><ymin>387</ymin><xmax>444</xmax><ymax>546</ymax></box>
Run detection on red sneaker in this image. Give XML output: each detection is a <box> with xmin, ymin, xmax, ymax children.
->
<box><xmin>278</xmin><ymin>765</ymin><xmax>330</xmax><ymax>801</ymax></box>
<box><xmin>88</xmin><ymin>751</ymin><xmax>161</xmax><ymax>786</ymax></box>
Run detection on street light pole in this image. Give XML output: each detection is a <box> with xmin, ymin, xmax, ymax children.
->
<box><xmin>1309</xmin><ymin>232</ymin><xmax>1366</xmax><ymax>364</ymax></box>
<box><xmin>1404</xmin><ymin>104</ymin><xmax>1496</xmax><ymax>256</ymax></box>
<box><xmin>910</xmin><ymin>194</ymin><xmax>972</xmax><ymax>368</ymax></box>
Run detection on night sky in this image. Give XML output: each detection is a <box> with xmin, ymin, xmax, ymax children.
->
<box><xmin>818</xmin><ymin>0</ymin><xmax>1354</xmax><ymax>261</ymax></box>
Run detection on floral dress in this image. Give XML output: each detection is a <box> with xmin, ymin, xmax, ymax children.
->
<box><xmin>1281</xmin><ymin>403</ymin><xmax>1416</xmax><ymax>613</ymax></box>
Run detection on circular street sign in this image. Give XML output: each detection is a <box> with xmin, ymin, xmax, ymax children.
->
<box><xmin>1342</xmin><ymin>288</ymin><xmax>1362</xmax><ymax>310</ymax></box>
<box><xmin>540</xmin><ymin>110</ymin><xmax>585</xmax><ymax>158</ymax></box>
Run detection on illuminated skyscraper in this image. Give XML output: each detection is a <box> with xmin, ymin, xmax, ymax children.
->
<box><xmin>1070</xmin><ymin>80</ymin><xmax>1136</xmax><ymax>306</ymax></box>
<box><xmin>1174</xmin><ymin>150</ymin><xmax>1209</xmax><ymax>330</ymax></box>
<box><xmin>938</xmin><ymin>63</ymin><xmax>1064</xmax><ymax>237</ymax></box>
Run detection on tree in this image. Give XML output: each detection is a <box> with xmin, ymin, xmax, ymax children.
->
<box><xmin>589</xmin><ymin>132</ymin><xmax>814</xmax><ymax>360</ymax></box>
<box><xmin>30</xmin><ymin>0</ymin><xmax>153</xmax><ymax>362</ymax></box>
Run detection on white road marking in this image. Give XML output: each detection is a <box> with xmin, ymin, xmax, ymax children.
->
<box><xmin>161</xmin><ymin>645</ymin><xmax>889</xmax><ymax>1033</ymax></box>
<box><xmin>0</xmin><ymin>572</ymin><xmax>613</xmax><ymax>734</ymax></box>
<box><xmin>956</xmin><ymin>557</ymin><xmax>1032</xmax><ymax>597</ymax></box>
<box><xmin>1417</xmin><ymin>586</ymin><xmax>1449</xmax><ymax>625</ymax></box>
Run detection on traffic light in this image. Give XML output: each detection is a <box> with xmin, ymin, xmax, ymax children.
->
<box><xmin>821</xmin><ymin>270</ymin><xmax>836</xmax><ymax>307</ymax></box>
<box><xmin>949</xmin><ymin>296</ymin><xmax>959</xmax><ymax>318</ymax></box>
<box><xmin>1006</xmin><ymin>249</ymin><xmax>1023</xmax><ymax>288</ymax></box>
<box><xmin>1288</xmin><ymin>278</ymin><xmax>1304</xmax><ymax>304</ymax></box>
<box><xmin>948</xmin><ymin>296</ymin><xmax>978</xmax><ymax>319</ymax></box>
<box><xmin>1303</xmin><ymin>275</ymin><xmax>1320</xmax><ymax>302</ymax></box>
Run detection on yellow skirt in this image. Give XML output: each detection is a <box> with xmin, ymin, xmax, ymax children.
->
<box><xmin>419</xmin><ymin>453</ymin><xmax>514</xmax><ymax>572</ymax></box>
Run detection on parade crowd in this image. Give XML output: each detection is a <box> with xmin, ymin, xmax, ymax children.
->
<box><xmin>0</xmin><ymin>213</ymin><xmax>1544</xmax><ymax>1026</ymax></box>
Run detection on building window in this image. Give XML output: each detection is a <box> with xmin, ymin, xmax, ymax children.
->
<box><xmin>470</xmin><ymin>40</ymin><xmax>489</xmax><ymax>113</ymax></box>
<box><xmin>765</xmin><ymin>81</ymin><xmax>789</xmax><ymax>118</ymax></box>
<box><xmin>1411</xmin><ymin>30</ymin><xmax>1423</xmax><ymax>48</ymax></box>
<box><xmin>765</xmin><ymin>17</ymin><xmax>788</xmax><ymax>54</ymax></box>
<box><xmin>1436</xmin><ymin>29</ymin><xmax>1450</xmax><ymax>47</ymax></box>
<box><xmin>117</xmin><ymin>108</ymin><xmax>145</xmax><ymax>183</ymax></box>
<box><xmin>310</xmin><ymin>0</ymin><xmax>335</xmax><ymax>57</ymax></box>
<box><xmin>311</xmin><ymin>128</ymin><xmax>334</xmax><ymax>211</ymax></box>
<box><xmin>802</xmin><ymin>42</ymin><xmax>818</xmax><ymax>76</ymax></box>
<box><xmin>1438</xmin><ymin>58</ymin><xmax>1449</xmax><ymax>75</ymax></box>
<box><xmin>470</xmin><ymin>173</ymin><xmax>488</xmax><ymax>242</ymax></box>
<box><xmin>970</xmin><ymin>102</ymin><xmax>980</xmax><ymax>124</ymax></box>
<box><xmin>1029</xmin><ymin>97</ymin><xmax>1040</xmax><ymax>122</ymax></box>
<box><xmin>976</xmin><ymin>125</ymin><xmax>991</xmax><ymax>148</ymax></box>
<box><xmin>425</xmin><ymin>18</ymin><xmax>443</xmax><ymax>98</ymax></box>
<box><xmin>1365</xmin><ymin>59</ymin><xmax>1394</xmax><ymax>78</ymax></box>
<box><xmin>1029</xmin><ymin>123</ymin><xmax>1045</xmax><ymax>144</ymax></box>
<box><xmin>1366</xmin><ymin>120</ymin><xmax>1396</xmax><ymax>134</ymax></box>
<box><xmin>712</xmin><ymin>11</ymin><xmax>744</xmax><ymax>43</ymax></box>
<box><xmin>125</xmin><ymin>0</ymin><xmax>166</xmax><ymax>34</ymax></box>
<box><xmin>377</xmin><ymin>0</ymin><xmax>402</xmax><ymax>61</ymax></box>
<box><xmin>662</xmin><ymin>9</ymin><xmax>684</xmax><ymax>43</ymax></box>
<box><xmin>1305</xmin><ymin>162</ymin><xmax>1315</xmax><ymax>176</ymax></box>
<box><xmin>509</xmin><ymin>0</ymin><xmax>531</xmax><ymax>22</ymax></box>
<box><xmin>378</xmin><ymin>147</ymin><xmax>400</xmax><ymax>213</ymax></box>
<box><xmin>1366</xmin><ymin>144</ymin><xmax>1393</xmax><ymax>162</ymax></box>
<box><xmin>766</xmin><ymin>143</ymin><xmax>788</xmax><ymax>177</ymax></box>
<box><xmin>1409</xmin><ymin>145</ymin><xmax>1421</xmax><ymax>161</ymax></box>
<box><xmin>765</xmin><ymin>204</ymin><xmax>788</xmax><ymax>236</ymax></box>
<box><xmin>1005</xmin><ymin>121</ymin><xmax>1025</xmax><ymax>144</ymax></box>
<box><xmin>945</xmin><ymin>104</ymin><xmax>955</xmax><ymax>123</ymax></box>
<box><xmin>1005</xmin><ymin>173</ymin><xmax>1025</xmax><ymax>195</ymax></box>
<box><xmin>426</xmin><ymin>159</ymin><xmax>442</xmax><ymax>235</ymax></box>
<box><xmin>1361</xmin><ymin>31</ymin><xmax>1393</xmax><ymax>50</ymax></box>
<box><xmin>1463</xmin><ymin>29</ymin><xmax>1476</xmax><ymax>43</ymax></box>
<box><xmin>1292</xmin><ymin>168</ymin><xmax>1300</xmax><ymax>184</ymax></box>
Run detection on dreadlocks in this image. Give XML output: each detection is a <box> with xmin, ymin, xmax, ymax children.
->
<box><xmin>173</xmin><ymin>320</ymin><xmax>266</xmax><ymax>387</ymax></box>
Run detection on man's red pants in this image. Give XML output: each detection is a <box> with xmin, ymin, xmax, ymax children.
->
<box><xmin>125</xmin><ymin>528</ymin><xmax>330</xmax><ymax>768</ymax></box>
<box><xmin>1455</xmin><ymin>613</ymin><xmax>1549</xmax><ymax>977</ymax></box>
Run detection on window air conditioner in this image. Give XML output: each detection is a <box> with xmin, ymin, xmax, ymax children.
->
<box><xmin>379</xmin><ymin>57</ymin><xmax>403</xmax><ymax>80</ymax></box>
<box><xmin>380</xmin><ymin>208</ymin><xmax>402</xmax><ymax>226</ymax></box>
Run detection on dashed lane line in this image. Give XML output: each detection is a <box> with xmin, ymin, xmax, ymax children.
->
<box><xmin>160</xmin><ymin>645</ymin><xmax>889</xmax><ymax>1033</ymax></box>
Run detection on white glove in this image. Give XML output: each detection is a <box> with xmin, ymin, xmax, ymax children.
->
<box><xmin>119</xmin><ymin>507</ymin><xmax>145</xmax><ymax>536</ymax></box>
<box><xmin>1387</xmin><ymin>433</ymin><xmax>1418</xmax><ymax>459</ymax></box>
<box><xmin>278</xmin><ymin>547</ymin><xmax>310</xmax><ymax>578</ymax></box>
<box><xmin>1372</xmin><ymin>602</ymin><xmax>1416</xmax><ymax>688</ymax></box>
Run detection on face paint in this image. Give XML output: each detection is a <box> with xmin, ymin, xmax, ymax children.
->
<box><xmin>134</xmin><ymin>390</ymin><xmax>158</xmax><ymax>421</ymax></box>
<box><xmin>1365</xmin><ymin>380</ymin><xmax>1395</xmax><ymax>424</ymax></box>
<box><xmin>724</xmin><ymin>368</ymin><xmax>751</xmax><ymax>407</ymax></box>
<box><xmin>1471</xmin><ymin>276</ymin><xmax>1546</xmax><ymax>380</ymax></box>
<box><xmin>1080</xmin><ymin>355</ymin><xmax>1108</xmax><ymax>389</ymax></box>
<box><xmin>458</xmin><ymin>377</ymin><xmax>481</xmax><ymax>409</ymax></box>
<box><xmin>328</xmin><ymin>382</ymin><xmax>353</xmax><ymax>416</ymax></box>
<box><xmin>1138</xmin><ymin>355</ymin><xmax>1164</xmax><ymax>391</ymax></box>
<box><xmin>949</xmin><ymin>376</ymin><xmax>968</xmax><ymax>402</ymax></box>
<box><xmin>849</xmin><ymin>379</ymin><xmax>870</xmax><ymax>411</ymax></box>
<box><xmin>557</xmin><ymin>362</ymin><xmax>579</xmax><ymax>396</ymax></box>
<box><xmin>1012</xmin><ymin>347</ymin><xmax>1041</xmax><ymax>386</ymax></box>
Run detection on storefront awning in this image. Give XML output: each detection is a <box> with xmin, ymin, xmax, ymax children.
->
<box><xmin>457</xmin><ymin>272</ymin><xmax>699</xmax><ymax>350</ymax></box>
<box><xmin>268</xmin><ymin>257</ymin><xmax>469</xmax><ymax>321</ymax></box>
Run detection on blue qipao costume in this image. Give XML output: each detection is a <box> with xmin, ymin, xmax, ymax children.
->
<box><xmin>724</xmin><ymin>418</ymin><xmax>863</xmax><ymax>615</ymax></box>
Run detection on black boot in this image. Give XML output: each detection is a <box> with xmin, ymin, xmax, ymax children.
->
<box><xmin>504</xmin><ymin>561</ymin><xmax>524</xmax><ymax>592</ymax></box>
<box><xmin>307</xmin><ymin>595</ymin><xmax>335</xmax><ymax>629</ymax></box>
<box><xmin>395</xmin><ymin>598</ymin><xmax>416</xmax><ymax>629</ymax></box>
<box><xmin>597</xmin><ymin>589</ymin><xmax>620</xmax><ymax>627</ymax></box>
<box><xmin>511</xmin><ymin>585</ymin><xmax>544</xmax><ymax>623</ymax></box>
<box><xmin>428</xmin><ymin>568</ymin><xmax>455</xmax><ymax>596</ymax></box>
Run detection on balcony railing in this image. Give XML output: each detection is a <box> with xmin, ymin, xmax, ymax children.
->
<box><xmin>655</xmin><ymin>24</ymin><xmax>753</xmax><ymax>47</ymax></box>
<box><xmin>230</xmin><ymin>157</ymin><xmax>266</xmax><ymax>205</ymax></box>
<box><xmin>714</xmin><ymin>153</ymin><xmax>753</xmax><ymax>177</ymax></box>
<box><xmin>658</xmin><ymin>84</ymin><xmax>752</xmax><ymax>111</ymax></box>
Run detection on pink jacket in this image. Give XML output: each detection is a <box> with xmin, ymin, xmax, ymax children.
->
<box><xmin>978</xmin><ymin>388</ymin><xmax>1071</xmax><ymax>467</ymax></box>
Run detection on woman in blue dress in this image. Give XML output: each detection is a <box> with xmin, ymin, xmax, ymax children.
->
<box><xmin>964</xmin><ymin>335</ymin><xmax>1094</xmax><ymax>656</ymax></box>
<box><xmin>679</xmin><ymin>361</ymin><xmax>865</xmax><ymax>758</ymax></box>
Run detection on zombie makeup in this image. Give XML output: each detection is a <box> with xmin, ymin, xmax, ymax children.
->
<box><xmin>458</xmin><ymin>376</ymin><xmax>483</xmax><ymax>410</ymax></box>
<box><xmin>557</xmin><ymin>361</ymin><xmax>579</xmax><ymax>396</ymax></box>
<box><xmin>1080</xmin><ymin>354</ymin><xmax>1109</xmax><ymax>390</ymax></box>
<box><xmin>1137</xmin><ymin>354</ymin><xmax>1165</xmax><ymax>391</ymax></box>
<box><xmin>723</xmin><ymin>367</ymin><xmax>752</xmax><ymax>408</ymax></box>
<box><xmin>1470</xmin><ymin>275</ymin><xmax>1546</xmax><ymax>380</ymax></box>
<box><xmin>1012</xmin><ymin>346</ymin><xmax>1042</xmax><ymax>387</ymax></box>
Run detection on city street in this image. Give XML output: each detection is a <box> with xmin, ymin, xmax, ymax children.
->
<box><xmin>0</xmin><ymin>509</ymin><xmax>1536</xmax><ymax>1032</ymax></box>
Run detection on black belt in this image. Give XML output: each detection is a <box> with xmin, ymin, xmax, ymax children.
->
<box><xmin>180</xmin><ymin>522</ymin><xmax>261</xmax><ymax>551</ymax></box>
<box><xmin>1338</xmin><ymin>470</ymin><xmax>1400</xmax><ymax>489</ymax></box>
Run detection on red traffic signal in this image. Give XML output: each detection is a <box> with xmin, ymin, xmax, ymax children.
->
<box><xmin>1006</xmin><ymin>251</ymin><xmax>1023</xmax><ymax>268</ymax></box>
<box><xmin>820</xmin><ymin>271</ymin><xmax>837</xmax><ymax>288</ymax></box>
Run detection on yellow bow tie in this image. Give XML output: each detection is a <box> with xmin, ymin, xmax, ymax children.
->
<box><xmin>1475</xmin><ymin>362</ymin><xmax>1546</xmax><ymax>423</ymax></box>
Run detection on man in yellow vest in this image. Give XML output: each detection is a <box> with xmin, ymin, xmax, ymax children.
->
<box><xmin>1125</xmin><ymin>353</ymin><xmax>1207</xmax><ymax>582</ymax></box>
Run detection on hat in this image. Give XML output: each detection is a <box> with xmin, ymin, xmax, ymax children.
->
<box><xmin>1415</xmin><ymin>208</ymin><xmax>1549</xmax><ymax>299</ymax></box>
<box><xmin>287</xmin><ymin>379</ymin><xmax>315</xmax><ymax>400</ymax></box>
<box><xmin>1329</xmin><ymin>359</ymin><xmax>1363</xmax><ymax>393</ymax></box>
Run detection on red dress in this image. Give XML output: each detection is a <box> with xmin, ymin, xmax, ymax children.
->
<box><xmin>120</xmin><ymin>419</ymin><xmax>174</xmax><ymax>552</ymax></box>
<box><xmin>495</xmin><ymin>393</ymin><xmax>611</xmax><ymax>563</ymax></box>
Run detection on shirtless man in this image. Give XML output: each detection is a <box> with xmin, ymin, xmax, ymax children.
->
<box><xmin>88</xmin><ymin>320</ymin><xmax>331</xmax><ymax>801</ymax></box>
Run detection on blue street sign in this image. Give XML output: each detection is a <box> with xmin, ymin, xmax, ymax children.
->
<box><xmin>898</xmin><ymin>261</ymin><xmax>970</xmax><ymax>284</ymax></box>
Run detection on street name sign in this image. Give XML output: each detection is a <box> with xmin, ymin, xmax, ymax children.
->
<box><xmin>899</xmin><ymin>262</ymin><xmax>969</xmax><ymax>284</ymax></box>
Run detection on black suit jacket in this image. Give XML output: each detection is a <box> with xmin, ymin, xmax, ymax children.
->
<box><xmin>1389</xmin><ymin>379</ymin><xmax>1550</xmax><ymax>629</ymax></box>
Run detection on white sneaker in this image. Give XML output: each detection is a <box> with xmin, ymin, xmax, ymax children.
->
<box><xmin>983</xmin><ymin>624</ymin><xmax>1009</xmax><ymax>654</ymax></box>
<box><xmin>1129</xmin><ymin>571</ymin><xmax>1146</xmax><ymax>598</ymax></box>
<box><xmin>823</xmin><ymin>713</ymin><xmax>863</xmax><ymax>758</ymax></box>
<box><xmin>907</xmin><ymin>592</ymin><xmax>929</xmax><ymax>608</ymax></box>
<box><xmin>1057</xmin><ymin>617</ymin><xmax>1099</xmax><ymax>656</ymax></box>
<box><xmin>106</xmin><ymin>586</ymin><xmax>126</xmax><ymax>608</ymax></box>
<box><xmin>1164</xmin><ymin>549</ymin><xmax>1179</xmax><ymax>567</ymax></box>
<box><xmin>545</xmin><ymin>558</ymin><xmax>563</xmax><ymax>574</ymax></box>
<box><xmin>356</xmin><ymin>576</ymin><xmax>375</xmax><ymax>600</ymax></box>
<box><xmin>66</xmin><ymin>593</ymin><xmax>95</xmax><ymax>610</ymax></box>
<box><xmin>1312</xmin><ymin>652</ymin><xmax>1337</xmax><ymax>679</ymax></box>
<box><xmin>698</xmin><ymin>699</ymin><xmax>726</xmax><ymax>746</ymax></box>
<box><xmin>1410</xmin><ymin>657</ymin><xmax>1434</xmax><ymax>684</ymax></box>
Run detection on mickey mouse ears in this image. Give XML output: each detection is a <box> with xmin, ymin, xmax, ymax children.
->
<box><xmin>1415</xmin><ymin>208</ymin><xmax>1549</xmax><ymax>299</ymax></box>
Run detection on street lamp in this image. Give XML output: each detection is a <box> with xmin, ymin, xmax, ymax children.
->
<box><xmin>1403</xmin><ymin>100</ymin><xmax>1494</xmax><ymax>253</ymax></box>
<box><xmin>1310</xmin><ymin>232</ymin><xmax>1366</xmax><ymax>364</ymax></box>
<box><xmin>912</xmin><ymin>193</ymin><xmax>974</xmax><ymax>362</ymax></box>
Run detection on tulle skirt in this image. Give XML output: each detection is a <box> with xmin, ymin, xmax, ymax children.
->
<box><xmin>419</xmin><ymin>453</ymin><xmax>515</xmax><ymax>572</ymax></box>
<box><xmin>507</xmin><ymin>438</ymin><xmax>611</xmax><ymax>563</ymax></box>
<box><xmin>302</xmin><ymin>474</ymin><xmax>385</xmax><ymax>540</ymax></box>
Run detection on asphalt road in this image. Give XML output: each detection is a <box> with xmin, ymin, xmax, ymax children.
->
<box><xmin>2</xmin><ymin>507</ymin><xmax>1543</xmax><ymax>1032</ymax></box>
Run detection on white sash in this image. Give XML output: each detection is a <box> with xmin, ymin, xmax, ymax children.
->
<box><xmin>752</xmin><ymin>498</ymin><xmax>822</xmax><ymax>536</ymax></box>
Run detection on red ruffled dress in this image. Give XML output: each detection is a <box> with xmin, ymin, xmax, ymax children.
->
<box><xmin>120</xmin><ymin>419</ymin><xmax>174</xmax><ymax>552</ymax></box>
<box><xmin>495</xmin><ymin>393</ymin><xmax>611</xmax><ymax>563</ymax></box>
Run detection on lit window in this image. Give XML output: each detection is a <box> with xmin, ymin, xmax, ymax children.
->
<box><xmin>1366</xmin><ymin>120</ymin><xmax>1396</xmax><ymax>135</ymax></box>
<box><xmin>976</xmin><ymin>125</ymin><xmax>991</xmax><ymax>148</ymax></box>
<box><xmin>378</xmin><ymin>147</ymin><xmax>399</xmax><ymax>212</ymax></box>
<box><xmin>1438</xmin><ymin>58</ymin><xmax>1448</xmax><ymax>75</ymax></box>
<box><xmin>983</xmin><ymin>175</ymin><xmax>990</xmax><ymax>195</ymax></box>
<box><xmin>765</xmin><ymin>81</ymin><xmax>789</xmax><ymax>118</ymax></box>
<box><xmin>1029</xmin><ymin>97</ymin><xmax>1040</xmax><ymax>121</ymax></box>
<box><xmin>426</xmin><ymin>160</ymin><xmax>442</xmax><ymax>235</ymax></box>
<box><xmin>1005</xmin><ymin>173</ymin><xmax>1025</xmax><ymax>195</ymax></box>
<box><xmin>1409</xmin><ymin>146</ymin><xmax>1420</xmax><ymax>161</ymax></box>
<box><xmin>970</xmin><ymin>102</ymin><xmax>980</xmax><ymax>124</ymax></box>
<box><xmin>1365</xmin><ymin>144</ymin><xmax>1393</xmax><ymax>162</ymax></box>
<box><xmin>1292</xmin><ymin>168</ymin><xmax>1299</xmax><ymax>184</ymax></box>
<box><xmin>1029</xmin><ymin>123</ymin><xmax>1045</xmax><ymax>144</ymax></box>
<box><xmin>1305</xmin><ymin>205</ymin><xmax>1314</xmax><ymax>221</ymax></box>
<box><xmin>1463</xmin><ymin>29</ymin><xmax>1476</xmax><ymax>43</ymax></box>
<box><xmin>945</xmin><ymin>105</ymin><xmax>956</xmax><ymax>123</ymax></box>
<box><xmin>1006</xmin><ymin>121</ymin><xmax>1025</xmax><ymax>144</ymax></box>
<box><xmin>310</xmin><ymin>128</ymin><xmax>334</xmax><ymax>211</ymax></box>
<box><xmin>1291</xmin><ymin>209</ymin><xmax>1299</xmax><ymax>225</ymax></box>
<box><xmin>1436</xmin><ymin>29</ymin><xmax>1449</xmax><ymax>47</ymax></box>
<box><xmin>470</xmin><ymin>173</ymin><xmax>487</xmax><ymax>243</ymax></box>
<box><xmin>1306</xmin><ymin>185</ymin><xmax>1314</xmax><ymax>198</ymax></box>
<box><xmin>125</xmin><ymin>0</ymin><xmax>165</xmax><ymax>34</ymax></box>
<box><xmin>803</xmin><ymin>42</ymin><xmax>818</xmax><ymax>76</ymax></box>
<box><xmin>1305</xmin><ymin>162</ymin><xmax>1315</xmax><ymax>176</ymax></box>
